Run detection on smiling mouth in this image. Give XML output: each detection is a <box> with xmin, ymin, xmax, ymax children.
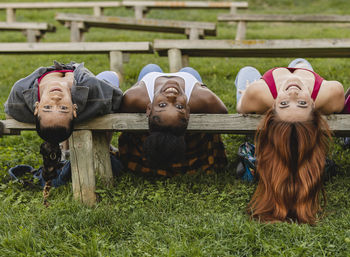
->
<box><xmin>286</xmin><ymin>84</ymin><xmax>301</xmax><ymax>90</ymax></box>
<box><xmin>50</xmin><ymin>87</ymin><xmax>63</xmax><ymax>92</ymax></box>
<box><xmin>164</xmin><ymin>87</ymin><xmax>179</xmax><ymax>94</ymax></box>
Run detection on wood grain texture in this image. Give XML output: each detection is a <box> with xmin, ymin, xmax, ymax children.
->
<box><xmin>69</xmin><ymin>130</ymin><xmax>97</xmax><ymax>207</ymax></box>
<box><xmin>2</xmin><ymin>113</ymin><xmax>350</xmax><ymax>136</ymax></box>
<box><xmin>154</xmin><ymin>39</ymin><xmax>350</xmax><ymax>57</ymax></box>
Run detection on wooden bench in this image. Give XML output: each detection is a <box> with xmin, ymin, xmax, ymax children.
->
<box><xmin>0</xmin><ymin>42</ymin><xmax>152</xmax><ymax>79</ymax></box>
<box><xmin>217</xmin><ymin>14</ymin><xmax>350</xmax><ymax>40</ymax></box>
<box><xmin>153</xmin><ymin>38</ymin><xmax>350</xmax><ymax>72</ymax></box>
<box><xmin>55</xmin><ymin>12</ymin><xmax>216</xmax><ymax>41</ymax></box>
<box><xmin>1</xmin><ymin>113</ymin><xmax>349</xmax><ymax>206</ymax></box>
<box><xmin>0</xmin><ymin>1</ymin><xmax>122</xmax><ymax>23</ymax></box>
<box><xmin>0</xmin><ymin>22</ymin><xmax>55</xmax><ymax>42</ymax></box>
<box><xmin>122</xmin><ymin>1</ymin><xmax>249</xmax><ymax>19</ymax></box>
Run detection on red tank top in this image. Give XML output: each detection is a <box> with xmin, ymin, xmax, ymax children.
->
<box><xmin>261</xmin><ymin>67</ymin><xmax>324</xmax><ymax>101</ymax></box>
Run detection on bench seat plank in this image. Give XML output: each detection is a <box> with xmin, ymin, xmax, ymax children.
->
<box><xmin>0</xmin><ymin>21</ymin><xmax>55</xmax><ymax>42</ymax></box>
<box><xmin>218</xmin><ymin>14</ymin><xmax>350</xmax><ymax>22</ymax></box>
<box><xmin>0</xmin><ymin>2</ymin><xmax>122</xmax><ymax>9</ymax></box>
<box><xmin>0</xmin><ymin>22</ymin><xmax>55</xmax><ymax>31</ymax></box>
<box><xmin>123</xmin><ymin>1</ymin><xmax>248</xmax><ymax>18</ymax></box>
<box><xmin>0</xmin><ymin>41</ymin><xmax>152</xmax><ymax>80</ymax></box>
<box><xmin>0</xmin><ymin>2</ymin><xmax>123</xmax><ymax>22</ymax></box>
<box><xmin>154</xmin><ymin>39</ymin><xmax>350</xmax><ymax>71</ymax></box>
<box><xmin>2</xmin><ymin>113</ymin><xmax>350</xmax><ymax>136</ymax></box>
<box><xmin>154</xmin><ymin>39</ymin><xmax>350</xmax><ymax>57</ymax></box>
<box><xmin>218</xmin><ymin>14</ymin><xmax>350</xmax><ymax>40</ymax></box>
<box><xmin>0</xmin><ymin>42</ymin><xmax>152</xmax><ymax>54</ymax></box>
<box><xmin>56</xmin><ymin>12</ymin><xmax>216</xmax><ymax>41</ymax></box>
<box><xmin>123</xmin><ymin>1</ymin><xmax>248</xmax><ymax>8</ymax></box>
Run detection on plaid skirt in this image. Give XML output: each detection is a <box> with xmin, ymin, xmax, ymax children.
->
<box><xmin>118</xmin><ymin>132</ymin><xmax>228</xmax><ymax>176</ymax></box>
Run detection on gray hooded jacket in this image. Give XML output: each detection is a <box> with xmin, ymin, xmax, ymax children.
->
<box><xmin>4</xmin><ymin>61</ymin><xmax>123</xmax><ymax>123</ymax></box>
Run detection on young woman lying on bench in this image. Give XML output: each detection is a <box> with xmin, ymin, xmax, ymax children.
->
<box><xmin>118</xmin><ymin>64</ymin><xmax>228</xmax><ymax>176</ymax></box>
<box><xmin>235</xmin><ymin>58</ymin><xmax>345</xmax><ymax>224</ymax></box>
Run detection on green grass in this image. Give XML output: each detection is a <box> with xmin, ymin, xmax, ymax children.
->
<box><xmin>0</xmin><ymin>0</ymin><xmax>350</xmax><ymax>256</ymax></box>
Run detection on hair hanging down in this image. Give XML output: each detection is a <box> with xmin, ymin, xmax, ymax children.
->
<box><xmin>36</xmin><ymin>116</ymin><xmax>74</xmax><ymax>144</ymax></box>
<box><xmin>143</xmin><ymin>115</ymin><xmax>188</xmax><ymax>169</ymax></box>
<box><xmin>248</xmin><ymin>108</ymin><xmax>332</xmax><ymax>224</ymax></box>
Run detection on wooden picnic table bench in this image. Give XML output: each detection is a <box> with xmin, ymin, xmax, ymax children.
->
<box><xmin>0</xmin><ymin>1</ymin><xmax>122</xmax><ymax>23</ymax></box>
<box><xmin>217</xmin><ymin>14</ymin><xmax>350</xmax><ymax>40</ymax></box>
<box><xmin>0</xmin><ymin>21</ymin><xmax>55</xmax><ymax>42</ymax></box>
<box><xmin>122</xmin><ymin>1</ymin><xmax>249</xmax><ymax>19</ymax></box>
<box><xmin>55</xmin><ymin>12</ymin><xmax>216</xmax><ymax>41</ymax></box>
<box><xmin>153</xmin><ymin>38</ymin><xmax>350</xmax><ymax>72</ymax></box>
<box><xmin>0</xmin><ymin>42</ymin><xmax>152</xmax><ymax>79</ymax></box>
<box><xmin>1</xmin><ymin>113</ymin><xmax>349</xmax><ymax>206</ymax></box>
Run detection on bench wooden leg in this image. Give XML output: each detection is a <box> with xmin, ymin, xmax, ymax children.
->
<box><xmin>93</xmin><ymin>6</ymin><xmax>103</xmax><ymax>16</ymax></box>
<box><xmin>70</xmin><ymin>21</ymin><xmax>86</xmax><ymax>42</ymax></box>
<box><xmin>6</xmin><ymin>8</ymin><xmax>16</xmax><ymax>23</ymax></box>
<box><xmin>109</xmin><ymin>50</ymin><xmax>124</xmax><ymax>82</ymax></box>
<box><xmin>182</xmin><ymin>55</ymin><xmax>189</xmax><ymax>68</ymax></box>
<box><xmin>134</xmin><ymin>6</ymin><xmax>147</xmax><ymax>19</ymax></box>
<box><xmin>24</xmin><ymin>29</ymin><xmax>42</xmax><ymax>43</ymax></box>
<box><xmin>69</xmin><ymin>130</ymin><xmax>97</xmax><ymax>206</ymax></box>
<box><xmin>92</xmin><ymin>132</ymin><xmax>113</xmax><ymax>187</ymax></box>
<box><xmin>236</xmin><ymin>21</ymin><xmax>246</xmax><ymax>40</ymax></box>
<box><xmin>229</xmin><ymin>6</ymin><xmax>237</xmax><ymax>14</ymax></box>
<box><xmin>187</xmin><ymin>28</ymin><xmax>204</xmax><ymax>40</ymax></box>
<box><xmin>69</xmin><ymin>130</ymin><xmax>113</xmax><ymax>206</ymax></box>
<box><xmin>168</xmin><ymin>48</ymin><xmax>183</xmax><ymax>72</ymax></box>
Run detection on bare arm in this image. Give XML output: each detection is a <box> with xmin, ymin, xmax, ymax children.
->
<box><xmin>315</xmin><ymin>80</ymin><xmax>345</xmax><ymax>114</ymax></box>
<box><xmin>237</xmin><ymin>80</ymin><xmax>274</xmax><ymax>114</ymax></box>
<box><xmin>188</xmin><ymin>84</ymin><xmax>228</xmax><ymax>114</ymax></box>
<box><xmin>119</xmin><ymin>82</ymin><xmax>149</xmax><ymax>113</ymax></box>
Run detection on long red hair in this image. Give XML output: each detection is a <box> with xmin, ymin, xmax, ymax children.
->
<box><xmin>248</xmin><ymin>108</ymin><xmax>331</xmax><ymax>224</ymax></box>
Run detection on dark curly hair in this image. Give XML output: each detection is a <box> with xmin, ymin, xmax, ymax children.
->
<box><xmin>35</xmin><ymin>115</ymin><xmax>74</xmax><ymax>144</ymax></box>
<box><xmin>143</xmin><ymin>114</ymin><xmax>188</xmax><ymax>169</ymax></box>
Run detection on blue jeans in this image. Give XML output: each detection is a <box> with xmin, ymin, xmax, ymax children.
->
<box><xmin>137</xmin><ymin>64</ymin><xmax>203</xmax><ymax>82</ymax></box>
<box><xmin>96</xmin><ymin>71</ymin><xmax>120</xmax><ymax>87</ymax></box>
<box><xmin>234</xmin><ymin>66</ymin><xmax>261</xmax><ymax>103</ymax></box>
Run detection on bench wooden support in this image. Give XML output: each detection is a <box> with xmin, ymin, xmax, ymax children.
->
<box><xmin>69</xmin><ymin>130</ymin><xmax>112</xmax><ymax>206</ymax></box>
<box><xmin>6</xmin><ymin>8</ymin><xmax>15</xmax><ymax>23</ymax></box>
<box><xmin>68</xmin><ymin>21</ymin><xmax>87</xmax><ymax>43</ymax></box>
<box><xmin>69</xmin><ymin>130</ymin><xmax>97</xmax><ymax>207</ymax></box>
<box><xmin>236</xmin><ymin>21</ymin><xmax>246</xmax><ymax>41</ymax></box>
<box><xmin>2</xmin><ymin>113</ymin><xmax>350</xmax><ymax>206</ymax></box>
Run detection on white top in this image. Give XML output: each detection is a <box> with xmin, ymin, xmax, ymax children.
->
<box><xmin>141</xmin><ymin>72</ymin><xmax>199</xmax><ymax>103</ymax></box>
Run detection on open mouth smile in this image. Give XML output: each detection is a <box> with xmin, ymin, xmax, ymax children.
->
<box><xmin>286</xmin><ymin>84</ymin><xmax>301</xmax><ymax>91</ymax></box>
<box><xmin>164</xmin><ymin>87</ymin><xmax>179</xmax><ymax>94</ymax></box>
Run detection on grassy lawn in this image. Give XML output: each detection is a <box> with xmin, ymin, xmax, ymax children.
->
<box><xmin>0</xmin><ymin>0</ymin><xmax>349</xmax><ymax>256</ymax></box>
